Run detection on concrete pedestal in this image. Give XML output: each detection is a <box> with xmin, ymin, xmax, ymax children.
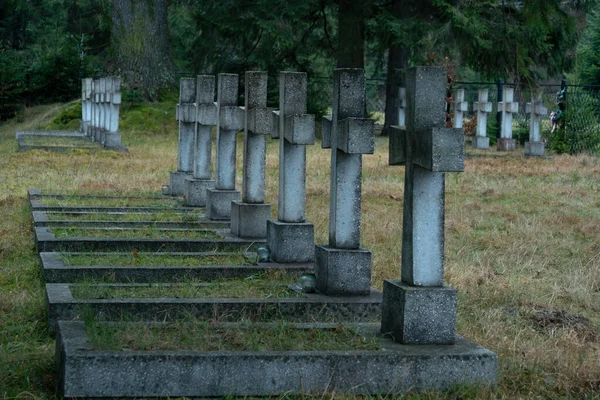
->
<box><xmin>315</xmin><ymin>245</ymin><xmax>372</xmax><ymax>296</ymax></box>
<box><xmin>170</xmin><ymin>171</ymin><xmax>191</xmax><ymax>196</ymax></box>
<box><xmin>471</xmin><ymin>136</ymin><xmax>489</xmax><ymax>149</ymax></box>
<box><xmin>381</xmin><ymin>280</ymin><xmax>457</xmax><ymax>345</ymax></box>
<box><xmin>206</xmin><ymin>188</ymin><xmax>240</xmax><ymax>220</ymax></box>
<box><xmin>496</xmin><ymin>138</ymin><xmax>516</xmax><ymax>152</ymax></box>
<box><xmin>266</xmin><ymin>220</ymin><xmax>315</xmax><ymax>263</ymax></box>
<box><xmin>184</xmin><ymin>177</ymin><xmax>215</xmax><ymax>207</ymax></box>
<box><xmin>104</xmin><ymin>132</ymin><xmax>121</xmax><ymax>149</ymax></box>
<box><xmin>524</xmin><ymin>141</ymin><xmax>544</xmax><ymax>157</ymax></box>
<box><xmin>231</xmin><ymin>201</ymin><xmax>271</xmax><ymax>239</ymax></box>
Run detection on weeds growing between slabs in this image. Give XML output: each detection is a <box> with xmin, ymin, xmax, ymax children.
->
<box><xmin>85</xmin><ymin>320</ymin><xmax>381</xmax><ymax>352</ymax></box>
<box><xmin>42</xmin><ymin>196</ymin><xmax>179</xmax><ymax>208</ymax></box>
<box><xmin>52</xmin><ymin>227</ymin><xmax>222</xmax><ymax>239</ymax></box>
<box><xmin>46</xmin><ymin>211</ymin><xmax>202</xmax><ymax>222</ymax></box>
<box><xmin>61</xmin><ymin>252</ymin><xmax>255</xmax><ymax>267</ymax></box>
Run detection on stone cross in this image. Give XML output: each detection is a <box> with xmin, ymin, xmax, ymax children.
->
<box><xmin>266</xmin><ymin>72</ymin><xmax>315</xmax><ymax>263</ymax></box>
<box><xmin>184</xmin><ymin>75</ymin><xmax>217</xmax><ymax>207</ymax></box>
<box><xmin>169</xmin><ymin>78</ymin><xmax>197</xmax><ymax>195</ymax></box>
<box><xmin>497</xmin><ymin>87</ymin><xmax>518</xmax><ymax>151</ymax></box>
<box><xmin>105</xmin><ymin>77</ymin><xmax>122</xmax><ymax>148</ymax></box>
<box><xmin>524</xmin><ymin>91</ymin><xmax>547</xmax><ymax>157</ymax></box>
<box><xmin>381</xmin><ymin>66</ymin><xmax>464</xmax><ymax>345</ymax></box>
<box><xmin>472</xmin><ymin>89</ymin><xmax>492</xmax><ymax>149</ymax></box>
<box><xmin>396</xmin><ymin>87</ymin><xmax>406</xmax><ymax>127</ymax></box>
<box><xmin>452</xmin><ymin>88</ymin><xmax>468</xmax><ymax>129</ymax></box>
<box><xmin>92</xmin><ymin>78</ymin><xmax>101</xmax><ymax>142</ymax></box>
<box><xmin>100</xmin><ymin>77</ymin><xmax>112</xmax><ymax>146</ymax></box>
<box><xmin>316</xmin><ymin>68</ymin><xmax>374</xmax><ymax>295</ymax></box>
<box><xmin>206</xmin><ymin>74</ymin><xmax>244</xmax><ymax>220</ymax></box>
<box><xmin>231</xmin><ymin>72</ymin><xmax>273</xmax><ymax>238</ymax></box>
<box><xmin>81</xmin><ymin>78</ymin><xmax>93</xmax><ymax>136</ymax></box>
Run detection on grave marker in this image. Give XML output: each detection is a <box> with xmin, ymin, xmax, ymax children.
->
<box><xmin>316</xmin><ymin>69</ymin><xmax>374</xmax><ymax>295</ymax></box>
<box><xmin>170</xmin><ymin>78</ymin><xmax>197</xmax><ymax>195</ymax></box>
<box><xmin>206</xmin><ymin>74</ymin><xmax>243</xmax><ymax>220</ymax></box>
<box><xmin>231</xmin><ymin>72</ymin><xmax>272</xmax><ymax>238</ymax></box>
<box><xmin>184</xmin><ymin>75</ymin><xmax>217</xmax><ymax>206</ymax></box>
<box><xmin>382</xmin><ymin>66</ymin><xmax>464</xmax><ymax>344</ymax></box>
<box><xmin>497</xmin><ymin>87</ymin><xmax>518</xmax><ymax>151</ymax></box>
<box><xmin>472</xmin><ymin>89</ymin><xmax>491</xmax><ymax>149</ymax></box>
<box><xmin>452</xmin><ymin>88</ymin><xmax>468</xmax><ymax>129</ymax></box>
<box><xmin>266</xmin><ymin>72</ymin><xmax>315</xmax><ymax>262</ymax></box>
<box><xmin>81</xmin><ymin>78</ymin><xmax>93</xmax><ymax>136</ymax></box>
<box><xmin>524</xmin><ymin>91</ymin><xmax>547</xmax><ymax>157</ymax></box>
<box><xmin>397</xmin><ymin>87</ymin><xmax>406</xmax><ymax>127</ymax></box>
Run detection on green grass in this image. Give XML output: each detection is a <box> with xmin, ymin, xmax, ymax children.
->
<box><xmin>42</xmin><ymin>196</ymin><xmax>178</xmax><ymax>208</ymax></box>
<box><xmin>22</xmin><ymin>136</ymin><xmax>100</xmax><ymax>148</ymax></box>
<box><xmin>86</xmin><ymin>320</ymin><xmax>381</xmax><ymax>352</ymax></box>
<box><xmin>62</xmin><ymin>252</ymin><xmax>254</xmax><ymax>267</ymax></box>
<box><xmin>52</xmin><ymin>227</ymin><xmax>222</xmax><ymax>240</ymax></box>
<box><xmin>70</xmin><ymin>278</ymin><xmax>300</xmax><ymax>300</ymax></box>
<box><xmin>45</xmin><ymin>211</ymin><xmax>202</xmax><ymax>222</ymax></box>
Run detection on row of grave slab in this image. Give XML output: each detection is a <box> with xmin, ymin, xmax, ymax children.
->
<box><xmin>33</xmin><ymin>66</ymin><xmax>496</xmax><ymax>397</ymax></box>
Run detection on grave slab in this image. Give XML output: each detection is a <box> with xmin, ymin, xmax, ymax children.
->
<box><xmin>39</xmin><ymin>252</ymin><xmax>311</xmax><ymax>283</ymax></box>
<box><xmin>46</xmin><ymin>283</ymin><xmax>383</xmax><ymax>334</ymax></box>
<box><xmin>56</xmin><ymin>320</ymin><xmax>497</xmax><ymax>397</ymax></box>
<box><xmin>34</xmin><ymin>227</ymin><xmax>262</xmax><ymax>252</ymax></box>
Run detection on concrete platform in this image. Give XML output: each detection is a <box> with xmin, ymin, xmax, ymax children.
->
<box><xmin>34</xmin><ymin>227</ymin><xmax>264</xmax><ymax>252</ymax></box>
<box><xmin>45</xmin><ymin>283</ymin><xmax>383</xmax><ymax>334</ymax></box>
<box><xmin>56</xmin><ymin>320</ymin><xmax>497</xmax><ymax>397</ymax></box>
<box><xmin>39</xmin><ymin>251</ymin><xmax>312</xmax><ymax>283</ymax></box>
<box><xmin>31</xmin><ymin>211</ymin><xmax>227</xmax><ymax>230</ymax></box>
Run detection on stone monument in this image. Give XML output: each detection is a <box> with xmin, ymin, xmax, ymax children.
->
<box><xmin>524</xmin><ymin>91</ymin><xmax>547</xmax><ymax>157</ymax></box>
<box><xmin>452</xmin><ymin>88</ymin><xmax>468</xmax><ymax>129</ymax></box>
<box><xmin>497</xmin><ymin>87</ymin><xmax>518</xmax><ymax>151</ymax></box>
<box><xmin>170</xmin><ymin>78</ymin><xmax>196</xmax><ymax>196</ymax></box>
<box><xmin>472</xmin><ymin>88</ymin><xmax>492</xmax><ymax>149</ymax></box>
<box><xmin>316</xmin><ymin>69</ymin><xmax>374</xmax><ymax>295</ymax></box>
<box><xmin>266</xmin><ymin>72</ymin><xmax>315</xmax><ymax>262</ymax></box>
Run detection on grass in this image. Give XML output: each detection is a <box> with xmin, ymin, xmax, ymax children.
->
<box><xmin>52</xmin><ymin>227</ymin><xmax>221</xmax><ymax>240</ymax></box>
<box><xmin>62</xmin><ymin>252</ymin><xmax>254</xmax><ymax>267</ymax></box>
<box><xmin>1</xmin><ymin>99</ymin><xmax>600</xmax><ymax>398</ymax></box>
<box><xmin>86</xmin><ymin>320</ymin><xmax>381</xmax><ymax>352</ymax></box>
<box><xmin>22</xmin><ymin>136</ymin><xmax>100</xmax><ymax>148</ymax></box>
<box><xmin>70</xmin><ymin>277</ymin><xmax>301</xmax><ymax>300</ymax></box>
<box><xmin>42</xmin><ymin>196</ymin><xmax>178</xmax><ymax>208</ymax></box>
<box><xmin>45</xmin><ymin>211</ymin><xmax>202</xmax><ymax>221</ymax></box>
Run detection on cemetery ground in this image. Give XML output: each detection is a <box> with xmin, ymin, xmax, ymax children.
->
<box><xmin>0</xmin><ymin>95</ymin><xmax>599</xmax><ymax>399</ymax></box>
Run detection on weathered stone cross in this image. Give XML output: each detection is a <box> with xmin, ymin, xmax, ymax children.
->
<box><xmin>184</xmin><ymin>75</ymin><xmax>217</xmax><ymax>206</ymax></box>
<box><xmin>452</xmin><ymin>88</ymin><xmax>468</xmax><ymax>129</ymax></box>
<box><xmin>81</xmin><ymin>78</ymin><xmax>93</xmax><ymax>136</ymax></box>
<box><xmin>317</xmin><ymin>68</ymin><xmax>374</xmax><ymax>295</ymax></box>
<box><xmin>524</xmin><ymin>91</ymin><xmax>547</xmax><ymax>157</ymax></box>
<box><xmin>382</xmin><ymin>66</ymin><xmax>464</xmax><ymax>344</ymax></box>
<box><xmin>170</xmin><ymin>78</ymin><xmax>196</xmax><ymax>195</ymax></box>
<box><xmin>472</xmin><ymin>88</ymin><xmax>492</xmax><ymax>149</ymax></box>
<box><xmin>497</xmin><ymin>87</ymin><xmax>518</xmax><ymax>151</ymax></box>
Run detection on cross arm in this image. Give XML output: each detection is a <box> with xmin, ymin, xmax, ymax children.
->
<box><xmin>284</xmin><ymin>114</ymin><xmax>315</xmax><ymax>145</ymax></box>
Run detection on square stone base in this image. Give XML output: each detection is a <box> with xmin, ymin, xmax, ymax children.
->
<box><xmin>381</xmin><ymin>280</ymin><xmax>457</xmax><ymax>345</ymax></box>
<box><xmin>206</xmin><ymin>188</ymin><xmax>240</xmax><ymax>220</ymax></box>
<box><xmin>471</xmin><ymin>136</ymin><xmax>489</xmax><ymax>149</ymax></box>
<box><xmin>496</xmin><ymin>138</ymin><xmax>516</xmax><ymax>152</ymax></box>
<box><xmin>104</xmin><ymin>132</ymin><xmax>121</xmax><ymax>148</ymax></box>
<box><xmin>315</xmin><ymin>245</ymin><xmax>372</xmax><ymax>296</ymax></box>
<box><xmin>170</xmin><ymin>171</ymin><xmax>192</xmax><ymax>196</ymax></box>
<box><xmin>184</xmin><ymin>177</ymin><xmax>215</xmax><ymax>207</ymax></box>
<box><xmin>267</xmin><ymin>220</ymin><xmax>315</xmax><ymax>263</ymax></box>
<box><xmin>524</xmin><ymin>141</ymin><xmax>545</xmax><ymax>157</ymax></box>
<box><xmin>231</xmin><ymin>201</ymin><xmax>272</xmax><ymax>238</ymax></box>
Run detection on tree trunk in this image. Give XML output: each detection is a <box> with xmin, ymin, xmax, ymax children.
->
<box><xmin>337</xmin><ymin>0</ymin><xmax>366</xmax><ymax>68</ymax></box>
<box><xmin>110</xmin><ymin>0</ymin><xmax>175</xmax><ymax>100</ymax></box>
<box><xmin>381</xmin><ymin>0</ymin><xmax>407</xmax><ymax>137</ymax></box>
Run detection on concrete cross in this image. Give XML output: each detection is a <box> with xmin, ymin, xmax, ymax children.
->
<box><xmin>396</xmin><ymin>87</ymin><xmax>406</xmax><ymax>127</ymax></box>
<box><xmin>206</xmin><ymin>74</ymin><xmax>244</xmax><ymax>220</ymax></box>
<box><xmin>452</xmin><ymin>88</ymin><xmax>468</xmax><ymax>129</ymax></box>
<box><xmin>92</xmin><ymin>78</ymin><xmax>101</xmax><ymax>142</ymax></box>
<box><xmin>105</xmin><ymin>77</ymin><xmax>122</xmax><ymax>149</ymax></box>
<box><xmin>472</xmin><ymin>89</ymin><xmax>492</xmax><ymax>149</ymax></box>
<box><xmin>382</xmin><ymin>66</ymin><xmax>464</xmax><ymax>345</ymax></box>
<box><xmin>231</xmin><ymin>71</ymin><xmax>273</xmax><ymax>238</ymax></box>
<box><xmin>266</xmin><ymin>72</ymin><xmax>316</xmax><ymax>263</ymax></box>
<box><xmin>524</xmin><ymin>91</ymin><xmax>547</xmax><ymax>157</ymax></box>
<box><xmin>497</xmin><ymin>87</ymin><xmax>518</xmax><ymax>151</ymax></box>
<box><xmin>81</xmin><ymin>78</ymin><xmax>93</xmax><ymax>136</ymax></box>
<box><xmin>316</xmin><ymin>68</ymin><xmax>375</xmax><ymax>295</ymax></box>
<box><xmin>169</xmin><ymin>78</ymin><xmax>197</xmax><ymax>195</ymax></box>
<box><xmin>184</xmin><ymin>75</ymin><xmax>217</xmax><ymax>207</ymax></box>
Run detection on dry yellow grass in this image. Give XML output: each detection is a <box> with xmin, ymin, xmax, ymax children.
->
<box><xmin>1</xmin><ymin>102</ymin><xmax>600</xmax><ymax>398</ymax></box>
